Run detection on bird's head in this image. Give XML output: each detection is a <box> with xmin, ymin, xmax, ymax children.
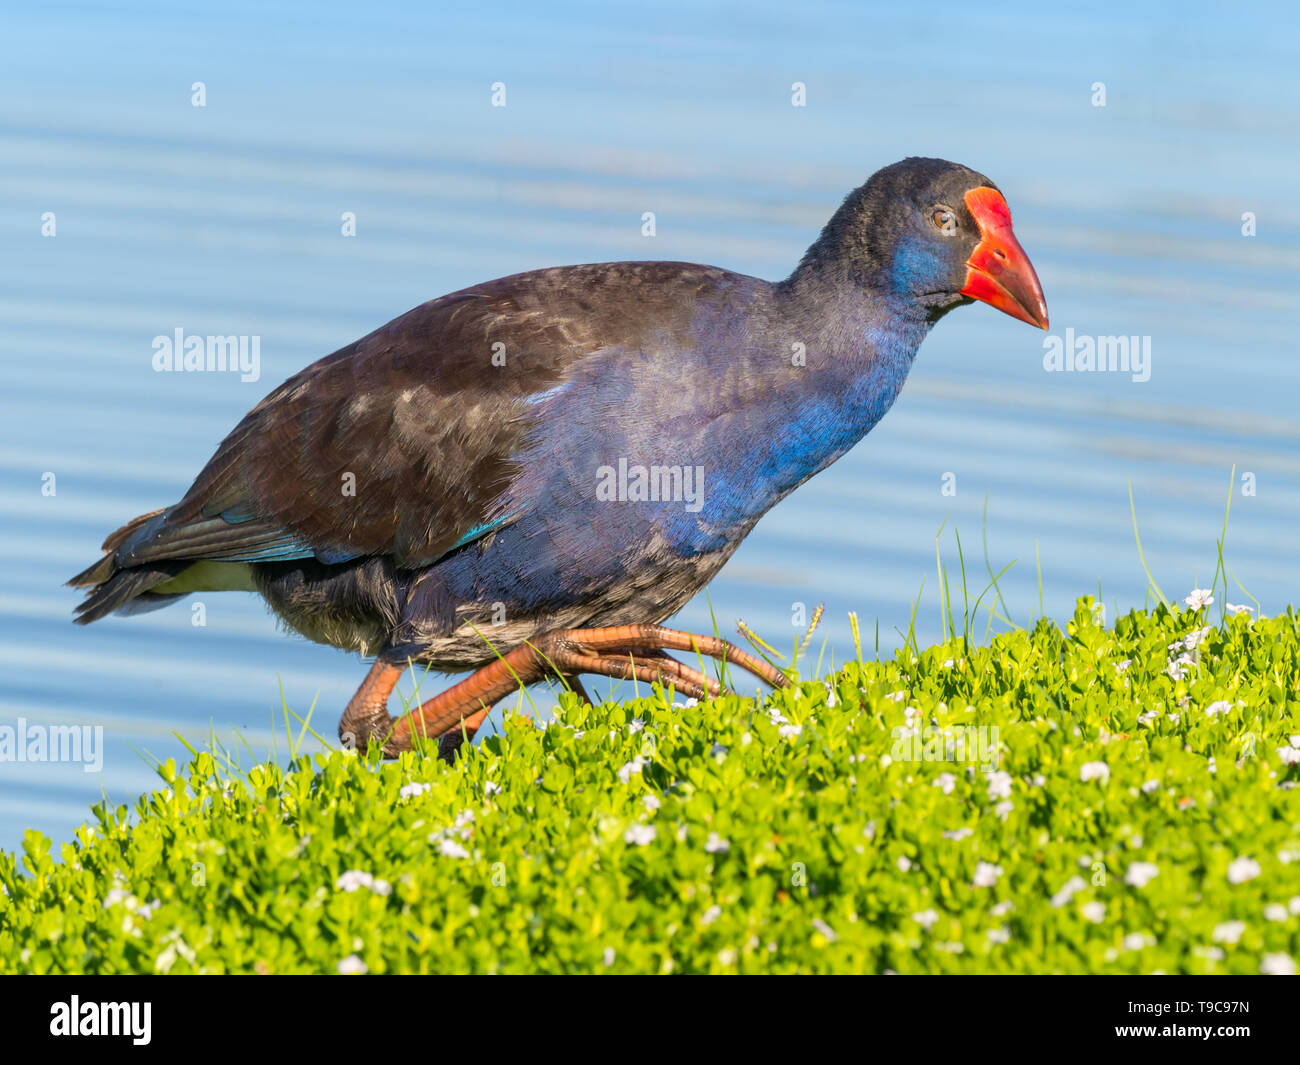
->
<box><xmin>799</xmin><ymin>157</ymin><xmax>1049</xmax><ymax>330</ymax></box>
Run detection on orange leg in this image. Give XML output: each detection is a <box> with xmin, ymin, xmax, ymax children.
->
<box><xmin>338</xmin><ymin>624</ymin><xmax>788</xmax><ymax>761</ymax></box>
<box><xmin>337</xmin><ymin>660</ymin><xmax>404</xmax><ymax>753</ymax></box>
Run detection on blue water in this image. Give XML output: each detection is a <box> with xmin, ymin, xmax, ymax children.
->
<box><xmin>2</xmin><ymin>0</ymin><xmax>1298</xmax><ymax>852</ymax></box>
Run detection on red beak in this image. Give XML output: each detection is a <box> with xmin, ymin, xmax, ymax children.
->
<box><xmin>959</xmin><ymin>186</ymin><xmax>1049</xmax><ymax>330</ymax></box>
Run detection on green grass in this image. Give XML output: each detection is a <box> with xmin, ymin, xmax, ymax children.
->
<box><xmin>3</xmin><ymin>594</ymin><xmax>1300</xmax><ymax>974</ymax></box>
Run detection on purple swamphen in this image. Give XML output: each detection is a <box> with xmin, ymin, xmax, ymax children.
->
<box><xmin>70</xmin><ymin>157</ymin><xmax>1049</xmax><ymax>758</ymax></box>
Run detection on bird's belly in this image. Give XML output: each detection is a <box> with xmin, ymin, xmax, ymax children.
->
<box><xmin>252</xmin><ymin>508</ymin><xmax>746</xmax><ymax>671</ymax></box>
<box><xmin>391</xmin><ymin>534</ymin><xmax>742</xmax><ymax>670</ymax></box>
<box><xmin>253</xmin><ymin>557</ymin><xmax>399</xmax><ymax>658</ymax></box>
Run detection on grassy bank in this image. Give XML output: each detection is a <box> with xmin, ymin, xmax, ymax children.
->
<box><xmin>3</xmin><ymin>596</ymin><xmax>1300</xmax><ymax>974</ymax></box>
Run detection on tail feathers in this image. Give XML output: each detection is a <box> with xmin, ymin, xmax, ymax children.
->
<box><xmin>102</xmin><ymin>507</ymin><xmax>166</xmax><ymax>554</ymax></box>
<box><xmin>67</xmin><ymin>508</ymin><xmax>167</xmax><ymax>589</ymax></box>
<box><xmin>67</xmin><ymin>553</ymin><xmax>117</xmax><ymax>590</ymax></box>
<box><xmin>72</xmin><ymin>563</ymin><xmax>189</xmax><ymax>624</ymax></box>
<box><xmin>70</xmin><ymin>505</ymin><xmax>184</xmax><ymax>624</ymax></box>
<box><xmin>110</xmin><ymin>590</ymin><xmax>190</xmax><ymax>617</ymax></box>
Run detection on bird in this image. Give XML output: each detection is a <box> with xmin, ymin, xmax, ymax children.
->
<box><xmin>69</xmin><ymin>156</ymin><xmax>1048</xmax><ymax>760</ymax></box>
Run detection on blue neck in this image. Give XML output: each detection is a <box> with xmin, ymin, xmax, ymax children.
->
<box><xmin>670</xmin><ymin>295</ymin><xmax>932</xmax><ymax>552</ymax></box>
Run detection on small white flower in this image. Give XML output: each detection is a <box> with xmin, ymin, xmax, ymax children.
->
<box><xmin>1264</xmin><ymin>904</ymin><xmax>1288</xmax><ymax>922</ymax></box>
<box><xmin>973</xmin><ymin>861</ymin><xmax>1003</xmax><ymax>887</ymax></box>
<box><xmin>1125</xmin><ymin>862</ymin><xmax>1160</xmax><ymax>888</ymax></box>
<box><xmin>437</xmin><ymin>840</ymin><xmax>470</xmax><ymax>859</ymax></box>
<box><xmin>701</xmin><ymin>905</ymin><xmax>722</xmax><ymax>925</ymax></box>
<box><xmin>811</xmin><ymin>918</ymin><xmax>837</xmax><ymax>942</ymax></box>
<box><xmin>1212</xmin><ymin>920</ymin><xmax>1246</xmax><ymax>944</ymax></box>
<box><xmin>778</xmin><ymin>724</ymin><xmax>802</xmax><ymax>739</ymax></box>
<box><xmin>885</xmin><ymin>690</ymin><xmax>906</xmax><ymax>702</ymax></box>
<box><xmin>618</xmin><ymin>757</ymin><xmax>645</xmax><ymax>784</ymax></box>
<box><xmin>717</xmin><ymin>948</ymin><xmax>738</xmax><ymax>965</ymax></box>
<box><xmin>1166</xmin><ymin>653</ymin><xmax>1194</xmax><ymax>680</ymax></box>
<box><xmin>399</xmin><ymin>782</ymin><xmax>429</xmax><ymax>800</ymax></box>
<box><xmin>986</xmin><ymin>771</ymin><xmax>1013</xmax><ymax>800</ymax></box>
<box><xmin>934</xmin><ymin>772</ymin><xmax>957</xmax><ymax>795</ymax></box>
<box><xmin>338</xmin><ymin>954</ymin><xmax>368</xmax><ymax>975</ymax></box>
<box><xmin>704</xmin><ymin>833</ymin><xmax>730</xmax><ymax>854</ymax></box>
<box><xmin>991</xmin><ymin>900</ymin><xmax>1014</xmax><ymax>917</ymax></box>
<box><xmin>1080</xmin><ymin>762</ymin><xmax>1110</xmax><ymax>784</ymax></box>
<box><xmin>1031</xmin><ymin>773</ymin><xmax>1046</xmax><ymax>787</ymax></box>
<box><xmin>994</xmin><ymin>801</ymin><xmax>1014</xmax><ymax>821</ymax></box>
<box><xmin>942</xmin><ymin>827</ymin><xmax>973</xmax><ymax>841</ymax></box>
<box><xmin>629</xmin><ymin>718</ymin><xmax>645</xmax><ymax>733</ymax></box>
<box><xmin>603</xmin><ymin>947</ymin><xmax>616</xmax><ymax>966</ymax></box>
<box><xmin>767</xmin><ymin>708</ymin><xmax>788</xmax><ymax>725</ymax></box>
<box><xmin>1081</xmin><ymin>901</ymin><xmax>1106</xmax><ymax>923</ymax></box>
<box><xmin>987</xmin><ymin>926</ymin><xmax>1011</xmax><ymax>944</ymax></box>
<box><xmin>336</xmin><ymin>870</ymin><xmax>375</xmax><ymax>893</ymax></box>
<box><xmin>1205</xmin><ymin>700</ymin><xmax>1232</xmax><ymax>717</ymax></box>
<box><xmin>1261</xmin><ymin>952</ymin><xmax>1296</xmax><ymax>975</ymax></box>
<box><xmin>483</xmin><ymin>780</ymin><xmax>502</xmax><ymax>797</ymax></box>
<box><xmin>642</xmin><ymin>794</ymin><xmax>661</xmax><ymax>812</ymax></box>
<box><xmin>1227</xmin><ymin>856</ymin><xmax>1261</xmax><ymax>884</ymax></box>
<box><xmin>1278</xmin><ymin>747</ymin><xmax>1300</xmax><ymax>766</ymax></box>
<box><xmin>624</xmin><ymin>824</ymin><xmax>657</xmax><ymax>846</ymax></box>
<box><xmin>1142</xmin><ymin>779</ymin><xmax>1160</xmax><ymax>794</ymax></box>
<box><xmin>1123</xmin><ymin>932</ymin><xmax>1153</xmax><ymax>951</ymax></box>
<box><xmin>710</xmin><ymin>743</ymin><xmax>729</xmax><ymax>758</ymax></box>
<box><xmin>897</xmin><ymin>856</ymin><xmax>912</xmax><ymax>872</ymax></box>
<box><xmin>1115</xmin><ymin>659</ymin><xmax>1131</xmax><ymax>674</ymax></box>
<box><xmin>1290</xmin><ymin>896</ymin><xmax>1300</xmax><ymax>915</ymax></box>
<box><xmin>1051</xmin><ymin>876</ymin><xmax>1087</xmax><ymax>909</ymax></box>
<box><xmin>1225</xmin><ymin>602</ymin><xmax>1253</xmax><ymax>616</ymax></box>
<box><xmin>1184</xmin><ymin>588</ymin><xmax>1214</xmax><ymax>610</ymax></box>
<box><xmin>912</xmin><ymin>909</ymin><xmax>939</xmax><ymax>930</ymax></box>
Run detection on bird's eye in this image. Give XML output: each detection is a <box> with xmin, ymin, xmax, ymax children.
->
<box><xmin>931</xmin><ymin>208</ymin><xmax>957</xmax><ymax>235</ymax></box>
